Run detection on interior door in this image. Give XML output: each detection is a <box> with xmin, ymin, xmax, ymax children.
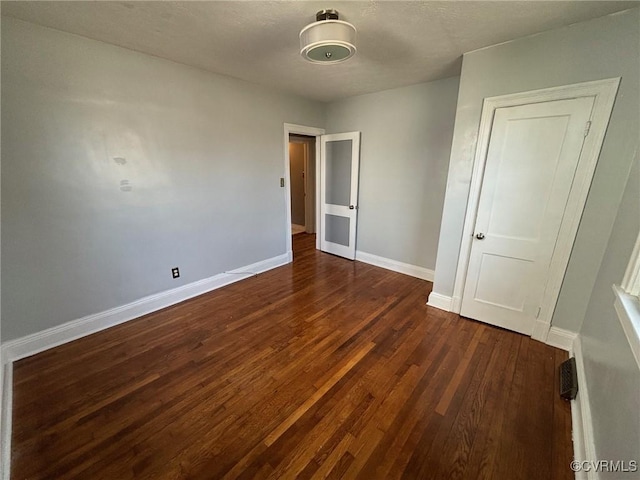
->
<box><xmin>461</xmin><ymin>97</ymin><xmax>594</xmax><ymax>335</ymax></box>
<box><xmin>320</xmin><ymin>132</ymin><xmax>360</xmax><ymax>259</ymax></box>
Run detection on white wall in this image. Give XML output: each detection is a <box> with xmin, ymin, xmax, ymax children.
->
<box><xmin>430</xmin><ymin>10</ymin><xmax>640</xmax><ymax>468</ymax></box>
<box><xmin>579</xmin><ymin>151</ymin><xmax>639</xmax><ymax>474</ymax></box>
<box><xmin>325</xmin><ymin>77</ymin><xmax>460</xmax><ymax>271</ymax></box>
<box><xmin>1</xmin><ymin>18</ymin><xmax>325</xmax><ymax>341</ymax></box>
<box><xmin>431</xmin><ymin>8</ymin><xmax>639</xmax><ymax>333</ymax></box>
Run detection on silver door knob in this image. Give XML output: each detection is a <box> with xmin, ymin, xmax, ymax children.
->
<box><xmin>475</xmin><ymin>233</ymin><xmax>485</xmax><ymax>240</ymax></box>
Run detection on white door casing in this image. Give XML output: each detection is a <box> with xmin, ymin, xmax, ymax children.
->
<box><xmin>447</xmin><ymin>78</ymin><xmax>620</xmax><ymax>342</ymax></box>
<box><xmin>283</xmin><ymin>123</ymin><xmax>325</xmax><ymax>256</ymax></box>
<box><xmin>303</xmin><ymin>139</ymin><xmax>316</xmax><ymax>235</ymax></box>
<box><xmin>320</xmin><ymin>132</ymin><xmax>361</xmax><ymax>260</ymax></box>
<box><xmin>289</xmin><ymin>136</ymin><xmax>317</xmax><ymax>234</ymax></box>
<box><xmin>288</xmin><ymin>140</ymin><xmax>306</xmax><ymax>227</ymax></box>
<box><xmin>460</xmin><ymin>97</ymin><xmax>594</xmax><ymax>335</ymax></box>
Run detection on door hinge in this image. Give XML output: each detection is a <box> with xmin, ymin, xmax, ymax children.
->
<box><xmin>584</xmin><ymin>120</ymin><xmax>592</xmax><ymax>137</ymax></box>
<box><xmin>536</xmin><ymin>306</ymin><xmax>541</xmax><ymax>319</ymax></box>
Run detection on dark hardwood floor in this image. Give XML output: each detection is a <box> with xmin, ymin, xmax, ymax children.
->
<box><xmin>11</xmin><ymin>233</ymin><xmax>573</xmax><ymax>479</ymax></box>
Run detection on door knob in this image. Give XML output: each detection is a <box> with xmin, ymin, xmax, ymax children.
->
<box><xmin>475</xmin><ymin>233</ymin><xmax>485</xmax><ymax>240</ymax></box>
<box><xmin>349</xmin><ymin>205</ymin><xmax>355</xmax><ymax>210</ymax></box>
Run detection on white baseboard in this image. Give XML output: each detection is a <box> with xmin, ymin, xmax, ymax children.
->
<box><xmin>1</xmin><ymin>253</ymin><xmax>291</xmax><ymax>363</ymax></box>
<box><xmin>451</xmin><ymin>295</ymin><xmax>462</xmax><ymax>314</ymax></box>
<box><xmin>571</xmin><ymin>336</ymin><xmax>598</xmax><ymax>480</ymax></box>
<box><xmin>546</xmin><ymin>326</ymin><xmax>577</xmax><ymax>352</ymax></box>
<box><xmin>426</xmin><ymin>292</ymin><xmax>453</xmax><ymax>312</ymax></box>
<box><xmin>1</xmin><ymin>361</ymin><xmax>13</xmax><ymax>480</ymax></box>
<box><xmin>355</xmin><ymin>251</ymin><xmax>434</xmax><ymax>282</ymax></box>
<box><xmin>531</xmin><ymin>318</ymin><xmax>551</xmax><ymax>342</ymax></box>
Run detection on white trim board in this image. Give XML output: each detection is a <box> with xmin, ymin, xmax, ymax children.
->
<box><xmin>1</xmin><ymin>362</ymin><xmax>13</xmax><ymax>480</ymax></box>
<box><xmin>570</xmin><ymin>336</ymin><xmax>598</xmax><ymax>480</ymax></box>
<box><xmin>621</xmin><ymin>229</ymin><xmax>640</xmax><ymax>296</ymax></box>
<box><xmin>545</xmin><ymin>326</ymin><xmax>577</xmax><ymax>352</ymax></box>
<box><xmin>426</xmin><ymin>292</ymin><xmax>453</xmax><ymax>311</ymax></box>
<box><xmin>450</xmin><ymin>78</ymin><xmax>620</xmax><ymax>344</ymax></box>
<box><xmin>612</xmin><ymin>284</ymin><xmax>640</xmax><ymax>370</ymax></box>
<box><xmin>355</xmin><ymin>251</ymin><xmax>434</xmax><ymax>282</ymax></box>
<box><xmin>1</xmin><ymin>253</ymin><xmax>290</xmax><ymax>364</ymax></box>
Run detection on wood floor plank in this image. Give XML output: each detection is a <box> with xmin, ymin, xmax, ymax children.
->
<box><xmin>434</xmin><ymin>324</ymin><xmax>486</xmax><ymax>416</ymax></box>
<box><xmin>264</xmin><ymin>341</ymin><xmax>376</xmax><ymax>447</ymax></box>
<box><xmin>457</xmin><ymin>330</ymin><xmax>521</xmax><ymax>480</ymax></box>
<box><xmin>403</xmin><ymin>325</ymin><xmax>495</xmax><ymax>478</ymax></box>
<box><xmin>10</xmin><ymin>233</ymin><xmax>574</xmax><ymax>480</ymax></box>
<box><xmin>552</xmin><ymin>349</ymin><xmax>573</xmax><ymax>480</ymax></box>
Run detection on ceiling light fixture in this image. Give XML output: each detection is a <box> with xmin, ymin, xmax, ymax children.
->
<box><xmin>299</xmin><ymin>9</ymin><xmax>357</xmax><ymax>64</ymax></box>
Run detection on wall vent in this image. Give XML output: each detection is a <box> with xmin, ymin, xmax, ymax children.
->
<box><xmin>559</xmin><ymin>357</ymin><xmax>578</xmax><ymax>400</ymax></box>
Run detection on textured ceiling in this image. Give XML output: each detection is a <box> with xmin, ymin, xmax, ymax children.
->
<box><xmin>2</xmin><ymin>1</ymin><xmax>637</xmax><ymax>102</ymax></box>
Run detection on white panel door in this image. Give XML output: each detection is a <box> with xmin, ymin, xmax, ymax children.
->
<box><xmin>461</xmin><ymin>97</ymin><xmax>594</xmax><ymax>335</ymax></box>
<box><xmin>320</xmin><ymin>132</ymin><xmax>360</xmax><ymax>259</ymax></box>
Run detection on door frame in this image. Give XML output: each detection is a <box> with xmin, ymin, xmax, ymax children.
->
<box><xmin>288</xmin><ymin>137</ymin><xmax>314</xmax><ymax>233</ymax></box>
<box><xmin>451</xmin><ymin>78</ymin><xmax>620</xmax><ymax>342</ymax></box>
<box><xmin>283</xmin><ymin>123</ymin><xmax>325</xmax><ymax>257</ymax></box>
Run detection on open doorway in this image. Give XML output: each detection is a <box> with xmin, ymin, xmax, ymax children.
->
<box><xmin>283</xmin><ymin>123</ymin><xmax>324</xmax><ymax>260</ymax></box>
<box><xmin>288</xmin><ymin>134</ymin><xmax>316</xmax><ymax>236</ymax></box>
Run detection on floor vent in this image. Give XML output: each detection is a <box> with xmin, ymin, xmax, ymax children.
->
<box><xmin>559</xmin><ymin>357</ymin><xmax>578</xmax><ymax>400</ymax></box>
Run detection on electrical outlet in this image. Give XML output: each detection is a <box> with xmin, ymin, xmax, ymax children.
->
<box><xmin>171</xmin><ymin>267</ymin><xmax>180</xmax><ymax>279</ymax></box>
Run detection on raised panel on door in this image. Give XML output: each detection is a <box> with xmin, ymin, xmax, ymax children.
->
<box><xmin>461</xmin><ymin>97</ymin><xmax>594</xmax><ymax>335</ymax></box>
<box><xmin>320</xmin><ymin>132</ymin><xmax>360</xmax><ymax>260</ymax></box>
